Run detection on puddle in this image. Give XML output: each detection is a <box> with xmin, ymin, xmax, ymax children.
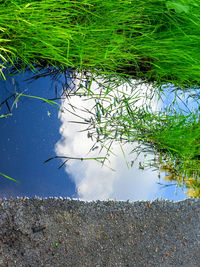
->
<box><xmin>0</xmin><ymin>69</ymin><xmax>190</xmax><ymax>201</ymax></box>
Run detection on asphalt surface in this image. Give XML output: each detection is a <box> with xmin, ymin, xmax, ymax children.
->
<box><xmin>0</xmin><ymin>198</ymin><xmax>199</xmax><ymax>266</ymax></box>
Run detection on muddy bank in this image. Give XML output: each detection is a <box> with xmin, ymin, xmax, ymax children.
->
<box><xmin>0</xmin><ymin>198</ymin><xmax>199</xmax><ymax>266</ymax></box>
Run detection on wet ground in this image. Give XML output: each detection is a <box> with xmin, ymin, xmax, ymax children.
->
<box><xmin>0</xmin><ymin>198</ymin><xmax>199</xmax><ymax>266</ymax></box>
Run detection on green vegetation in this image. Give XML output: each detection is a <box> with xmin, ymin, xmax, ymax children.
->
<box><xmin>65</xmin><ymin>72</ymin><xmax>200</xmax><ymax>197</ymax></box>
<box><xmin>1</xmin><ymin>0</ymin><xmax>200</xmax><ymax>90</ymax></box>
<box><xmin>0</xmin><ymin>0</ymin><xmax>200</xmax><ymax>197</ymax></box>
<box><xmin>0</xmin><ymin>172</ymin><xmax>19</xmax><ymax>183</ymax></box>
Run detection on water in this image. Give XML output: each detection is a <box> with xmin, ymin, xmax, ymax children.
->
<box><xmin>0</xmin><ymin>69</ymin><xmax>188</xmax><ymax>201</ymax></box>
<box><xmin>0</xmin><ymin>70</ymin><xmax>76</xmax><ymax>198</ymax></box>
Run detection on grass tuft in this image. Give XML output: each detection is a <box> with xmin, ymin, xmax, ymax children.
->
<box><xmin>0</xmin><ymin>0</ymin><xmax>200</xmax><ymax>91</ymax></box>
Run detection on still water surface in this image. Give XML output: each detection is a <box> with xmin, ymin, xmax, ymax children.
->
<box><xmin>0</xmin><ymin>70</ymin><xmax>189</xmax><ymax>201</ymax></box>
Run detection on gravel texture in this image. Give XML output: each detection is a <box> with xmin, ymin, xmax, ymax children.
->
<box><xmin>0</xmin><ymin>198</ymin><xmax>199</xmax><ymax>266</ymax></box>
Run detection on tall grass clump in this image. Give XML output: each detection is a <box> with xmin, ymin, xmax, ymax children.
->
<box><xmin>0</xmin><ymin>0</ymin><xmax>200</xmax><ymax>92</ymax></box>
<box><xmin>63</xmin><ymin>72</ymin><xmax>200</xmax><ymax>196</ymax></box>
<box><xmin>93</xmin><ymin>102</ymin><xmax>200</xmax><ymax>196</ymax></box>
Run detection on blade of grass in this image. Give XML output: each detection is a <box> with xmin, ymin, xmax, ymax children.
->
<box><xmin>0</xmin><ymin>172</ymin><xmax>20</xmax><ymax>183</ymax></box>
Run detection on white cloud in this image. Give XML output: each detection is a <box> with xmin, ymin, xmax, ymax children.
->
<box><xmin>55</xmin><ymin>72</ymin><xmax>163</xmax><ymax>201</ymax></box>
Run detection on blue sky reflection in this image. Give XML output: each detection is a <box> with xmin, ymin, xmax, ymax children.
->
<box><xmin>0</xmin><ymin>70</ymin><xmax>189</xmax><ymax>201</ymax></box>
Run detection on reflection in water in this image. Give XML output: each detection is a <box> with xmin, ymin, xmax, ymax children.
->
<box><xmin>0</xmin><ymin>70</ymin><xmax>188</xmax><ymax>200</ymax></box>
<box><xmin>55</xmin><ymin>72</ymin><xmax>187</xmax><ymax>201</ymax></box>
<box><xmin>0</xmin><ymin>71</ymin><xmax>76</xmax><ymax>198</ymax></box>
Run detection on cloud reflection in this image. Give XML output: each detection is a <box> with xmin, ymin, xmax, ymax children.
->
<box><xmin>55</xmin><ymin>73</ymin><xmax>163</xmax><ymax>201</ymax></box>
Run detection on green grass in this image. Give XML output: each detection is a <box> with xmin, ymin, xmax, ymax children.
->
<box><xmin>0</xmin><ymin>90</ymin><xmax>63</xmax><ymax>118</ymax></box>
<box><xmin>0</xmin><ymin>0</ymin><xmax>200</xmax><ymax>197</ymax></box>
<box><xmin>64</xmin><ymin>72</ymin><xmax>200</xmax><ymax>196</ymax></box>
<box><xmin>0</xmin><ymin>172</ymin><xmax>19</xmax><ymax>183</ymax></box>
<box><xmin>1</xmin><ymin>0</ymin><xmax>200</xmax><ymax>92</ymax></box>
<box><xmin>74</xmin><ymin>81</ymin><xmax>200</xmax><ymax>171</ymax></box>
